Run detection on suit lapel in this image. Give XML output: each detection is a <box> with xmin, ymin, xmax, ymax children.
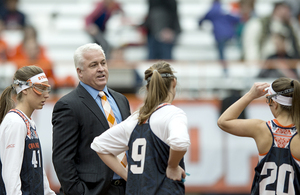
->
<box><xmin>108</xmin><ymin>88</ymin><xmax>128</xmax><ymax>120</ymax></box>
<box><xmin>77</xmin><ymin>84</ymin><xmax>109</xmax><ymax>129</ymax></box>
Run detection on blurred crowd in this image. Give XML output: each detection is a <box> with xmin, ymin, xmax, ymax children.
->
<box><xmin>0</xmin><ymin>0</ymin><xmax>300</xmax><ymax>89</ymax></box>
<box><xmin>84</xmin><ymin>0</ymin><xmax>300</xmax><ymax>63</ymax></box>
<box><xmin>199</xmin><ymin>0</ymin><xmax>300</xmax><ymax>78</ymax></box>
<box><xmin>0</xmin><ymin>0</ymin><xmax>76</xmax><ymax>91</ymax></box>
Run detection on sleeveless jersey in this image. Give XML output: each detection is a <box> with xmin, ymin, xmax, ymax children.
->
<box><xmin>0</xmin><ymin>162</ymin><xmax>4</xmax><ymax>195</ymax></box>
<box><xmin>251</xmin><ymin>119</ymin><xmax>300</xmax><ymax>195</ymax></box>
<box><xmin>0</xmin><ymin>109</ymin><xmax>44</xmax><ymax>195</ymax></box>
<box><xmin>126</xmin><ymin>104</ymin><xmax>185</xmax><ymax>195</ymax></box>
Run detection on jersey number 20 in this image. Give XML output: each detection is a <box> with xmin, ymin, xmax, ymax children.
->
<box><xmin>130</xmin><ymin>138</ymin><xmax>147</xmax><ymax>174</ymax></box>
<box><xmin>260</xmin><ymin>162</ymin><xmax>295</xmax><ymax>195</ymax></box>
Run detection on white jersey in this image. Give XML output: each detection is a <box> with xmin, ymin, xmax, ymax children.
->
<box><xmin>91</xmin><ymin>104</ymin><xmax>190</xmax><ymax>156</ymax></box>
<box><xmin>0</xmin><ymin>110</ymin><xmax>55</xmax><ymax>195</ymax></box>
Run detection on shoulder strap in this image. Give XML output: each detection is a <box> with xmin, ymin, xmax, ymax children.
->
<box><xmin>8</xmin><ymin>109</ymin><xmax>31</xmax><ymax>138</ymax></box>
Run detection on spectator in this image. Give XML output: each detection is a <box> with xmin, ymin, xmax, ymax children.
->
<box><xmin>242</xmin><ymin>2</ymin><xmax>300</xmax><ymax>61</ymax></box>
<box><xmin>11</xmin><ymin>25</ymin><xmax>47</xmax><ymax>60</ymax></box>
<box><xmin>142</xmin><ymin>0</ymin><xmax>181</xmax><ymax>60</ymax></box>
<box><xmin>232</xmin><ymin>0</ymin><xmax>256</xmax><ymax>59</ymax></box>
<box><xmin>9</xmin><ymin>25</ymin><xmax>76</xmax><ymax>89</ymax></box>
<box><xmin>9</xmin><ymin>25</ymin><xmax>56</xmax><ymax>88</ymax></box>
<box><xmin>199</xmin><ymin>0</ymin><xmax>239</xmax><ymax>75</ymax></box>
<box><xmin>0</xmin><ymin>0</ymin><xmax>5</xmax><ymax>19</ymax></box>
<box><xmin>10</xmin><ymin>38</ymin><xmax>58</xmax><ymax>88</ymax></box>
<box><xmin>0</xmin><ymin>19</ymin><xmax>9</xmax><ymax>63</ymax></box>
<box><xmin>85</xmin><ymin>0</ymin><xmax>123</xmax><ymax>59</ymax></box>
<box><xmin>0</xmin><ymin>0</ymin><xmax>26</xmax><ymax>30</ymax></box>
<box><xmin>257</xmin><ymin>33</ymin><xmax>299</xmax><ymax>79</ymax></box>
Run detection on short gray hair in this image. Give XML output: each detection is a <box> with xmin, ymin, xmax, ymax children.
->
<box><xmin>73</xmin><ymin>43</ymin><xmax>105</xmax><ymax>69</ymax></box>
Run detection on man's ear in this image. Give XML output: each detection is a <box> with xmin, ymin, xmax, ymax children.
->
<box><xmin>77</xmin><ymin>67</ymin><xmax>82</xmax><ymax>78</ymax></box>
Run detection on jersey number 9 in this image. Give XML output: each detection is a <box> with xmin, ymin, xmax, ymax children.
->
<box><xmin>130</xmin><ymin>138</ymin><xmax>147</xmax><ymax>174</ymax></box>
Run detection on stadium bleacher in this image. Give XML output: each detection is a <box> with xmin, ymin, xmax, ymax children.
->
<box><xmin>16</xmin><ymin>0</ymin><xmax>278</xmax><ymax>61</ymax></box>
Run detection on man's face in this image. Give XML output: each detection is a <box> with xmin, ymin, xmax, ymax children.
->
<box><xmin>77</xmin><ymin>49</ymin><xmax>109</xmax><ymax>91</ymax></box>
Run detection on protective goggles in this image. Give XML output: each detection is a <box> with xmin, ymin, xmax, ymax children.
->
<box><xmin>265</xmin><ymin>95</ymin><xmax>274</xmax><ymax>106</ymax></box>
<box><xmin>14</xmin><ymin>80</ymin><xmax>51</xmax><ymax>95</ymax></box>
<box><xmin>31</xmin><ymin>82</ymin><xmax>51</xmax><ymax>95</ymax></box>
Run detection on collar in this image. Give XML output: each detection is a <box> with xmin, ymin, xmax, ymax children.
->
<box><xmin>80</xmin><ymin>81</ymin><xmax>109</xmax><ymax>100</ymax></box>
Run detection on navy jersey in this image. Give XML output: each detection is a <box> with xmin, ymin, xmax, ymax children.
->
<box><xmin>126</xmin><ymin>106</ymin><xmax>185</xmax><ymax>195</ymax></box>
<box><xmin>0</xmin><ymin>109</ymin><xmax>44</xmax><ymax>195</ymax></box>
<box><xmin>0</xmin><ymin>162</ymin><xmax>4</xmax><ymax>195</ymax></box>
<box><xmin>251</xmin><ymin>119</ymin><xmax>300</xmax><ymax>195</ymax></box>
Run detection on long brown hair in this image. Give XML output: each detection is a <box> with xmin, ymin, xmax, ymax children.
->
<box><xmin>138</xmin><ymin>61</ymin><xmax>176</xmax><ymax>125</ymax></box>
<box><xmin>272</xmin><ymin>77</ymin><xmax>300</xmax><ymax>133</ymax></box>
<box><xmin>0</xmin><ymin>65</ymin><xmax>44</xmax><ymax>124</ymax></box>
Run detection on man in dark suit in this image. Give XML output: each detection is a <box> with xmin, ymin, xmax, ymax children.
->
<box><xmin>52</xmin><ymin>43</ymin><xmax>131</xmax><ymax>195</ymax></box>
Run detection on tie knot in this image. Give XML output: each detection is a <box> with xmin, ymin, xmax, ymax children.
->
<box><xmin>99</xmin><ymin>91</ymin><xmax>106</xmax><ymax>100</ymax></box>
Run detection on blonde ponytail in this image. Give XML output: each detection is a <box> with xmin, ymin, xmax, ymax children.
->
<box><xmin>0</xmin><ymin>85</ymin><xmax>15</xmax><ymax>124</ymax></box>
<box><xmin>138</xmin><ymin>61</ymin><xmax>176</xmax><ymax>124</ymax></box>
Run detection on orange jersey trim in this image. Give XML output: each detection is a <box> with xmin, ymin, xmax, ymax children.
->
<box><xmin>10</xmin><ymin>109</ymin><xmax>31</xmax><ymax>138</ymax></box>
<box><xmin>292</xmin><ymin>153</ymin><xmax>300</xmax><ymax>162</ymax></box>
<box><xmin>259</xmin><ymin>152</ymin><xmax>268</xmax><ymax>156</ymax></box>
<box><xmin>273</xmin><ymin>119</ymin><xmax>294</xmax><ymax>128</ymax></box>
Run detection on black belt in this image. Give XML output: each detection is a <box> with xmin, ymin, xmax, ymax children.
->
<box><xmin>111</xmin><ymin>179</ymin><xmax>126</xmax><ymax>186</ymax></box>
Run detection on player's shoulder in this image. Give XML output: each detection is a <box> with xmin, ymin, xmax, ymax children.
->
<box><xmin>0</xmin><ymin>112</ymin><xmax>27</xmax><ymax>131</ymax></box>
<box><xmin>160</xmin><ymin>104</ymin><xmax>185</xmax><ymax>115</ymax></box>
<box><xmin>3</xmin><ymin>112</ymin><xmax>25</xmax><ymax>123</ymax></box>
<box><xmin>167</xmin><ymin>104</ymin><xmax>184</xmax><ymax>111</ymax></box>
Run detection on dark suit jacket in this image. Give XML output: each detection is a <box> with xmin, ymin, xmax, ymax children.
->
<box><xmin>52</xmin><ymin>83</ymin><xmax>131</xmax><ymax>195</ymax></box>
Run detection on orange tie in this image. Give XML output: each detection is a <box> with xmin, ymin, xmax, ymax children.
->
<box><xmin>99</xmin><ymin>91</ymin><xmax>117</xmax><ymax>127</ymax></box>
<box><xmin>99</xmin><ymin>91</ymin><xmax>127</xmax><ymax>167</ymax></box>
